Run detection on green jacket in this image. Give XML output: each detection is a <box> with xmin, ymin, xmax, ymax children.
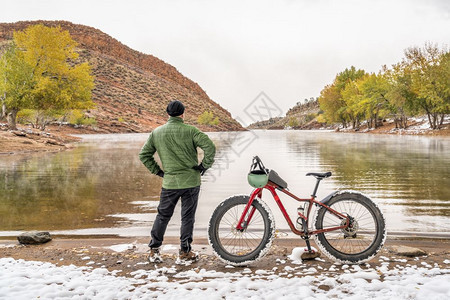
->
<box><xmin>139</xmin><ymin>117</ymin><xmax>216</xmax><ymax>189</ymax></box>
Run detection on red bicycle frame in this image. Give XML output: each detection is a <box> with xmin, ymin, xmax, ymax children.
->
<box><xmin>236</xmin><ymin>182</ymin><xmax>349</xmax><ymax>236</ymax></box>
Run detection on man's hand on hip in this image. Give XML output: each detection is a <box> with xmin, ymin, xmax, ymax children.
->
<box><xmin>193</xmin><ymin>163</ymin><xmax>207</xmax><ymax>176</ymax></box>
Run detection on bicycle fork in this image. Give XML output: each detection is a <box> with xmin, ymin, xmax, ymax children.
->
<box><xmin>235</xmin><ymin>189</ymin><xmax>261</xmax><ymax>231</ymax></box>
<box><xmin>236</xmin><ymin>187</ymin><xmax>316</xmax><ymax>250</ymax></box>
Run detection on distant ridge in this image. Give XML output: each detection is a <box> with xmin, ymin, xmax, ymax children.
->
<box><xmin>248</xmin><ymin>99</ymin><xmax>321</xmax><ymax>130</ymax></box>
<box><xmin>0</xmin><ymin>20</ymin><xmax>244</xmax><ymax>132</ymax></box>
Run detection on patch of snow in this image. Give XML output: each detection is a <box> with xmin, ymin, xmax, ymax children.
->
<box><xmin>284</xmin><ymin>266</ymin><xmax>295</xmax><ymax>272</ymax></box>
<box><xmin>305</xmin><ymin>267</ymin><xmax>318</xmax><ymax>274</ymax></box>
<box><xmin>1</xmin><ymin>258</ymin><xmax>449</xmax><ymax>299</ymax></box>
<box><xmin>129</xmin><ymin>201</ymin><xmax>159</xmax><ymax>208</ymax></box>
<box><xmin>288</xmin><ymin>247</ymin><xmax>312</xmax><ymax>263</ymax></box>
<box><xmin>107</xmin><ymin>243</ymin><xmax>135</xmax><ymax>252</ymax></box>
<box><xmin>108</xmin><ymin>213</ymin><xmax>154</xmax><ymax>223</ymax></box>
<box><xmin>162</xmin><ymin>244</ymin><xmax>177</xmax><ymax>251</ymax></box>
<box><xmin>315</xmin><ymin>258</ymin><xmax>325</xmax><ymax>262</ymax></box>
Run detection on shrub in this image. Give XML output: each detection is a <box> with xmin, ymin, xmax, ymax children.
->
<box><xmin>16</xmin><ymin>109</ymin><xmax>35</xmax><ymax>124</ymax></box>
<box><xmin>305</xmin><ymin>114</ymin><xmax>316</xmax><ymax>122</ymax></box>
<box><xmin>69</xmin><ymin>110</ymin><xmax>96</xmax><ymax>126</ymax></box>
<box><xmin>287</xmin><ymin>117</ymin><xmax>299</xmax><ymax>128</ymax></box>
<box><xmin>316</xmin><ymin>114</ymin><xmax>327</xmax><ymax>123</ymax></box>
<box><xmin>198</xmin><ymin>111</ymin><xmax>220</xmax><ymax>125</ymax></box>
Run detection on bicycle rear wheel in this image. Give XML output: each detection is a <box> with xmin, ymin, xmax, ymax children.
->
<box><xmin>314</xmin><ymin>192</ymin><xmax>386</xmax><ymax>263</ymax></box>
<box><xmin>208</xmin><ymin>195</ymin><xmax>275</xmax><ymax>266</ymax></box>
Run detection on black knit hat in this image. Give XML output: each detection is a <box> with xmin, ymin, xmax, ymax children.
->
<box><xmin>166</xmin><ymin>100</ymin><xmax>185</xmax><ymax>117</ymax></box>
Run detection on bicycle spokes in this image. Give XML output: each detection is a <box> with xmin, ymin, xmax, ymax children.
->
<box><xmin>218</xmin><ymin>203</ymin><xmax>267</xmax><ymax>256</ymax></box>
<box><xmin>318</xmin><ymin>200</ymin><xmax>378</xmax><ymax>254</ymax></box>
<box><xmin>209</xmin><ymin>154</ymin><xmax>386</xmax><ymax>265</ymax></box>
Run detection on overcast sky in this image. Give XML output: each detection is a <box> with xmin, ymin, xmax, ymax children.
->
<box><xmin>2</xmin><ymin>0</ymin><xmax>449</xmax><ymax>124</ymax></box>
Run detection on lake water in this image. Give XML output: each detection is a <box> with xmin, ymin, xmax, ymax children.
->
<box><xmin>1</xmin><ymin>130</ymin><xmax>449</xmax><ymax>239</ymax></box>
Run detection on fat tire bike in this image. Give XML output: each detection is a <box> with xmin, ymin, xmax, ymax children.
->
<box><xmin>208</xmin><ymin>156</ymin><xmax>386</xmax><ymax>266</ymax></box>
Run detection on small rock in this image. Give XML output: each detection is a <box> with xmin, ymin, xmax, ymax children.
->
<box><xmin>45</xmin><ymin>139</ymin><xmax>63</xmax><ymax>146</ymax></box>
<box><xmin>389</xmin><ymin>245</ymin><xmax>427</xmax><ymax>257</ymax></box>
<box><xmin>301</xmin><ymin>251</ymin><xmax>321</xmax><ymax>260</ymax></box>
<box><xmin>11</xmin><ymin>131</ymin><xmax>26</xmax><ymax>137</ymax></box>
<box><xmin>17</xmin><ymin>231</ymin><xmax>52</xmax><ymax>245</ymax></box>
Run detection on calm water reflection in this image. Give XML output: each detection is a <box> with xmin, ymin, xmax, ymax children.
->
<box><xmin>1</xmin><ymin>131</ymin><xmax>448</xmax><ymax>237</ymax></box>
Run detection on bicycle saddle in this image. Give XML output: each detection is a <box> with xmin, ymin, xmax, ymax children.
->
<box><xmin>306</xmin><ymin>172</ymin><xmax>332</xmax><ymax>179</ymax></box>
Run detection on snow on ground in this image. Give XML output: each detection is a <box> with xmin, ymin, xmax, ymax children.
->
<box><xmin>1</xmin><ymin>256</ymin><xmax>449</xmax><ymax>300</ymax></box>
<box><xmin>106</xmin><ymin>243</ymin><xmax>177</xmax><ymax>254</ymax></box>
<box><xmin>107</xmin><ymin>243</ymin><xmax>136</xmax><ymax>253</ymax></box>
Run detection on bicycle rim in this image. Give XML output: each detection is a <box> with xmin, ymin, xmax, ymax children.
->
<box><xmin>217</xmin><ymin>203</ymin><xmax>267</xmax><ymax>257</ymax></box>
<box><xmin>319</xmin><ymin>199</ymin><xmax>378</xmax><ymax>255</ymax></box>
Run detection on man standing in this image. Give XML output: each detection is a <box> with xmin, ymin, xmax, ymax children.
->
<box><xmin>139</xmin><ymin>100</ymin><xmax>216</xmax><ymax>263</ymax></box>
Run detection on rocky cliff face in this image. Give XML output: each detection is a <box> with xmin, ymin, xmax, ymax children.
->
<box><xmin>248</xmin><ymin>99</ymin><xmax>321</xmax><ymax>130</ymax></box>
<box><xmin>0</xmin><ymin>20</ymin><xmax>244</xmax><ymax>132</ymax></box>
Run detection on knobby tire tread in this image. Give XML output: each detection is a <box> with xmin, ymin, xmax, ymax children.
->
<box><xmin>314</xmin><ymin>193</ymin><xmax>386</xmax><ymax>264</ymax></box>
<box><xmin>208</xmin><ymin>195</ymin><xmax>275</xmax><ymax>266</ymax></box>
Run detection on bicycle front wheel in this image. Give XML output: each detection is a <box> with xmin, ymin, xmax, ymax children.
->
<box><xmin>314</xmin><ymin>192</ymin><xmax>386</xmax><ymax>264</ymax></box>
<box><xmin>208</xmin><ymin>195</ymin><xmax>275</xmax><ymax>266</ymax></box>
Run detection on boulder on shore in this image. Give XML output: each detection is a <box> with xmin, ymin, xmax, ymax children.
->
<box><xmin>389</xmin><ymin>245</ymin><xmax>427</xmax><ymax>257</ymax></box>
<box><xmin>17</xmin><ymin>231</ymin><xmax>52</xmax><ymax>245</ymax></box>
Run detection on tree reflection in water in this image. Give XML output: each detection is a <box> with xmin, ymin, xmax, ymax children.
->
<box><xmin>1</xmin><ymin>132</ymin><xmax>448</xmax><ymax>233</ymax></box>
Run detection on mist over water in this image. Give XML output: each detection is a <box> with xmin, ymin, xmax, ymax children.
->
<box><xmin>1</xmin><ymin>131</ymin><xmax>448</xmax><ymax>237</ymax></box>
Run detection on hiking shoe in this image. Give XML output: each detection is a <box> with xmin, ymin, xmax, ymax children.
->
<box><xmin>176</xmin><ymin>250</ymin><xmax>199</xmax><ymax>264</ymax></box>
<box><xmin>148</xmin><ymin>248</ymin><xmax>163</xmax><ymax>263</ymax></box>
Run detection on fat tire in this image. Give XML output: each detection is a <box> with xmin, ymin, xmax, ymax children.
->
<box><xmin>314</xmin><ymin>192</ymin><xmax>386</xmax><ymax>264</ymax></box>
<box><xmin>208</xmin><ymin>195</ymin><xmax>275</xmax><ymax>266</ymax></box>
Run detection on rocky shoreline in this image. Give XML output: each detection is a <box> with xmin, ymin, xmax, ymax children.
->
<box><xmin>253</xmin><ymin>117</ymin><xmax>450</xmax><ymax>136</ymax></box>
<box><xmin>0</xmin><ymin>126</ymin><xmax>80</xmax><ymax>155</ymax></box>
<box><xmin>1</xmin><ymin>236</ymin><xmax>448</xmax><ymax>279</ymax></box>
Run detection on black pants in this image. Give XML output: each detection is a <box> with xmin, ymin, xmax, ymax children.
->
<box><xmin>149</xmin><ymin>186</ymin><xmax>200</xmax><ymax>252</ymax></box>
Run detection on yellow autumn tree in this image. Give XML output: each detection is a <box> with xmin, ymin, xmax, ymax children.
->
<box><xmin>0</xmin><ymin>24</ymin><xmax>95</xmax><ymax>130</ymax></box>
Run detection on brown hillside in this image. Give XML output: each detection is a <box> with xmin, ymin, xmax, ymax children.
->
<box><xmin>0</xmin><ymin>20</ymin><xmax>244</xmax><ymax>132</ymax></box>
